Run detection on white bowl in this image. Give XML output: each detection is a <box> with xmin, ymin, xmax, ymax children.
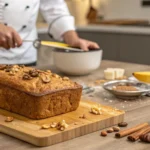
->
<box><xmin>53</xmin><ymin>49</ymin><xmax>103</xmax><ymax>75</ymax></box>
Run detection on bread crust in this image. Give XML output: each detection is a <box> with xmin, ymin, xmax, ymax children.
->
<box><xmin>0</xmin><ymin>65</ymin><xmax>82</xmax><ymax>119</ymax></box>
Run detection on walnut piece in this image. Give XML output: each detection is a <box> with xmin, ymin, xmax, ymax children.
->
<box><xmin>57</xmin><ymin>120</ymin><xmax>69</xmax><ymax>131</ymax></box>
<box><xmin>63</xmin><ymin>77</ymin><xmax>70</xmax><ymax>81</ymax></box>
<box><xmin>5</xmin><ymin>116</ymin><xmax>14</xmax><ymax>122</ymax></box>
<box><xmin>101</xmin><ymin>131</ymin><xmax>107</xmax><ymax>137</ymax></box>
<box><xmin>41</xmin><ymin>124</ymin><xmax>50</xmax><ymax>129</ymax></box>
<box><xmin>79</xmin><ymin>114</ymin><xmax>87</xmax><ymax>119</ymax></box>
<box><xmin>22</xmin><ymin>74</ymin><xmax>33</xmax><ymax>80</ymax></box>
<box><xmin>50</xmin><ymin>122</ymin><xmax>57</xmax><ymax>128</ymax></box>
<box><xmin>90</xmin><ymin>105</ymin><xmax>102</xmax><ymax>115</ymax></box>
<box><xmin>0</xmin><ymin>65</ymin><xmax>6</xmax><ymax>70</ymax></box>
<box><xmin>9</xmin><ymin>71</ymin><xmax>15</xmax><ymax>76</ymax></box>
<box><xmin>29</xmin><ymin>69</ymin><xmax>39</xmax><ymax>77</ymax></box>
<box><xmin>46</xmin><ymin>70</ymin><xmax>51</xmax><ymax>73</ymax></box>
<box><xmin>41</xmin><ymin>74</ymin><xmax>51</xmax><ymax>83</ymax></box>
<box><xmin>107</xmin><ymin>128</ymin><xmax>114</xmax><ymax>133</ymax></box>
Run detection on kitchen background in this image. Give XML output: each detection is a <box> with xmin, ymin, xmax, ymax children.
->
<box><xmin>37</xmin><ymin>0</ymin><xmax>150</xmax><ymax>67</ymax></box>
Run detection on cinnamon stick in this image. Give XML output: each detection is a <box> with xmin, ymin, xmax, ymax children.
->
<box><xmin>128</xmin><ymin>125</ymin><xmax>150</xmax><ymax>142</ymax></box>
<box><xmin>115</xmin><ymin>123</ymin><xmax>149</xmax><ymax>138</ymax></box>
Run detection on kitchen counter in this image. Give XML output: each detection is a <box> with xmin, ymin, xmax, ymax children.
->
<box><xmin>37</xmin><ymin>23</ymin><xmax>150</xmax><ymax>35</ymax></box>
<box><xmin>1</xmin><ymin>60</ymin><xmax>150</xmax><ymax>150</ymax></box>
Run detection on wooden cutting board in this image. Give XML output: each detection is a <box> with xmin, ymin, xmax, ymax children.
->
<box><xmin>0</xmin><ymin>100</ymin><xmax>125</xmax><ymax>147</ymax></box>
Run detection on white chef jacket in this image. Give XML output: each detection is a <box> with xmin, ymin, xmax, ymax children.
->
<box><xmin>0</xmin><ymin>0</ymin><xmax>75</xmax><ymax>64</ymax></box>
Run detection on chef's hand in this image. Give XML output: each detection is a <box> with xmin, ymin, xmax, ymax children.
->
<box><xmin>63</xmin><ymin>31</ymin><xmax>100</xmax><ymax>51</ymax></box>
<box><xmin>0</xmin><ymin>24</ymin><xmax>22</xmax><ymax>49</ymax></box>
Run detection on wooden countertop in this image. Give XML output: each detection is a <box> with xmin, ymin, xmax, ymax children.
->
<box><xmin>1</xmin><ymin>60</ymin><xmax>150</xmax><ymax>150</ymax></box>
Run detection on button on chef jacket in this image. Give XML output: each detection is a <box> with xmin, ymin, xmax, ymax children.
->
<box><xmin>0</xmin><ymin>0</ymin><xmax>75</xmax><ymax>64</ymax></box>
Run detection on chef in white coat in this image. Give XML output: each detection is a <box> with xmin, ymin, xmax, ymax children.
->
<box><xmin>0</xmin><ymin>0</ymin><xmax>99</xmax><ymax>65</ymax></box>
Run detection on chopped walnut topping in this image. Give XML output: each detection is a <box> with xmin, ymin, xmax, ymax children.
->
<box><xmin>63</xmin><ymin>77</ymin><xmax>69</xmax><ymax>81</ymax></box>
<box><xmin>29</xmin><ymin>69</ymin><xmax>39</xmax><ymax>77</ymax></box>
<box><xmin>0</xmin><ymin>65</ymin><xmax>6</xmax><ymax>70</ymax></box>
<box><xmin>5</xmin><ymin>65</ymin><xmax>19</xmax><ymax>73</ymax></box>
<box><xmin>41</xmin><ymin>74</ymin><xmax>51</xmax><ymax>83</ymax></box>
<box><xmin>19</xmin><ymin>65</ymin><xmax>25</xmax><ymax>68</ymax></box>
<box><xmin>41</xmin><ymin>124</ymin><xmax>51</xmax><ymax>129</ymax></box>
<box><xmin>90</xmin><ymin>105</ymin><xmax>102</xmax><ymax>115</ymax></box>
<box><xmin>46</xmin><ymin>70</ymin><xmax>51</xmax><ymax>73</ymax></box>
<box><xmin>5</xmin><ymin>116</ymin><xmax>14</xmax><ymax>122</ymax></box>
<box><xmin>52</xmin><ymin>74</ymin><xmax>60</xmax><ymax>78</ymax></box>
<box><xmin>12</xmin><ymin>68</ymin><xmax>19</xmax><ymax>72</ymax></box>
<box><xmin>5</xmin><ymin>68</ymin><xmax>11</xmax><ymax>72</ymax></box>
<box><xmin>9</xmin><ymin>71</ymin><xmax>15</xmax><ymax>76</ymax></box>
<box><xmin>22</xmin><ymin>74</ymin><xmax>33</xmax><ymax>80</ymax></box>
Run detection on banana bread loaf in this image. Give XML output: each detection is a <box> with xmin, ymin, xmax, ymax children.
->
<box><xmin>0</xmin><ymin>65</ymin><xmax>82</xmax><ymax>119</ymax></box>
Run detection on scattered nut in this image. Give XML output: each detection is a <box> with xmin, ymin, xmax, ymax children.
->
<box><xmin>90</xmin><ymin>105</ymin><xmax>102</xmax><ymax>115</ymax></box>
<box><xmin>107</xmin><ymin>128</ymin><xmax>114</xmax><ymax>133</ymax></box>
<box><xmin>60</xmin><ymin>126</ymin><xmax>65</xmax><ymax>131</ymax></box>
<box><xmin>41</xmin><ymin>124</ymin><xmax>50</xmax><ymax>129</ymax></box>
<box><xmin>29</xmin><ymin>70</ymin><xmax>39</xmax><ymax>77</ymax></box>
<box><xmin>113</xmin><ymin>126</ymin><xmax>120</xmax><ymax>132</ymax></box>
<box><xmin>79</xmin><ymin>114</ymin><xmax>87</xmax><ymax>119</ymax></box>
<box><xmin>5</xmin><ymin>116</ymin><xmax>14</xmax><ymax>122</ymax></box>
<box><xmin>57</xmin><ymin>120</ymin><xmax>69</xmax><ymax>131</ymax></box>
<box><xmin>22</xmin><ymin>74</ymin><xmax>33</xmax><ymax>80</ymax></box>
<box><xmin>74</xmin><ymin>122</ymin><xmax>78</xmax><ymax>125</ymax></box>
<box><xmin>140</xmin><ymin>133</ymin><xmax>150</xmax><ymax>143</ymax></box>
<box><xmin>41</xmin><ymin>75</ymin><xmax>51</xmax><ymax>83</ymax></box>
<box><xmin>118</xmin><ymin>122</ymin><xmax>128</xmax><ymax>127</ymax></box>
<box><xmin>50</xmin><ymin>122</ymin><xmax>57</xmax><ymax>128</ymax></box>
<box><xmin>101</xmin><ymin>131</ymin><xmax>107</xmax><ymax>137</ymax></box>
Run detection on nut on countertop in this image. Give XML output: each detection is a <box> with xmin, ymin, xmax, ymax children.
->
<box><xmin>107</xmin><ymin>128</ymin><xmax>114</xmax><ymax>133</ymax></box>
<box><xmin>101</xmin><ymin>131</ymin><xmax>107</xmax><ymax>137</ymax></box>
<box><xmin>113</xmin><ymin>126</ymin><xmax>120</xmax><ymax>132</ymax></box>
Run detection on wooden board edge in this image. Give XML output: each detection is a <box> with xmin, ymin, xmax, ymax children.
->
<box><xmin>0</xmin><ymin>113</ymin><xmax>124</xmax><ymax>147</ymax></box>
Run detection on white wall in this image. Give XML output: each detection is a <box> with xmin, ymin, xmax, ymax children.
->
<box><xmin>104</xmin><ymin>0</ymin><xmax>150</xmax><ymax>20</ymax></box>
